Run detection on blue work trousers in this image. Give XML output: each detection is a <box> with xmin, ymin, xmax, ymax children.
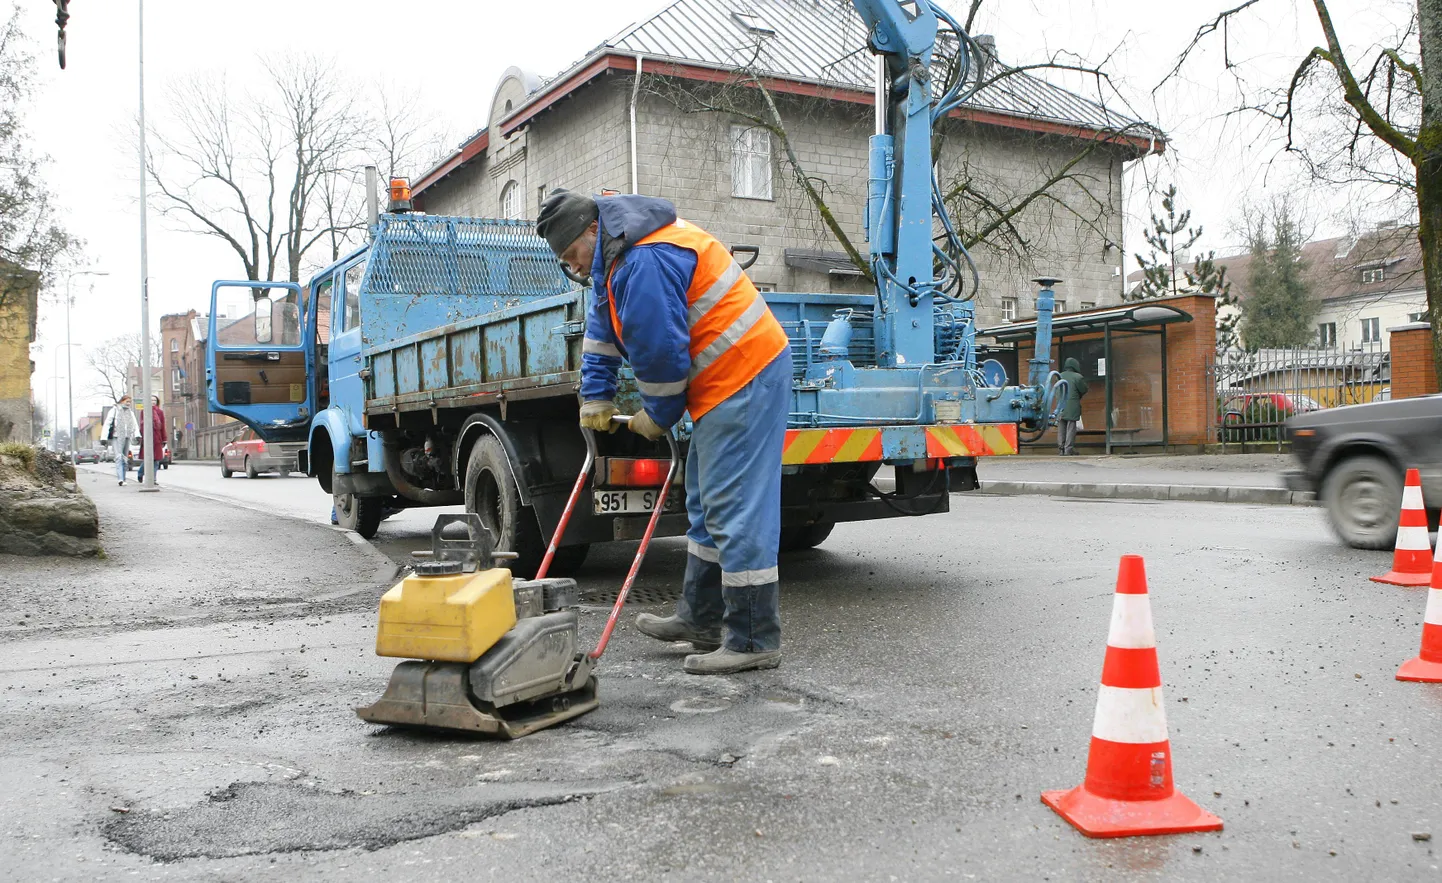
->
<box><xmin>674</xmin><ymin>349</ymin><xmax>790</xmax><ymax>652</ymax></box>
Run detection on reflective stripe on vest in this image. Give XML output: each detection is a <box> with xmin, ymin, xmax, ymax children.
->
<box><xmin>607</xmin><ymin>219</ymin><xmax>789</xmax><ymax>420</ymax></box>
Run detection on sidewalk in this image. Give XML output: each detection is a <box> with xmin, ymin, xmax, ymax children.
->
<box><xmin>885</xmin><ymin>452</ymin><xmax>1310</xmax><ymax>506</ymax></box>
<box><xmin>0</xmin><ymin>473</ymin><xmax>394</xmax><ymax>637</ymax></box>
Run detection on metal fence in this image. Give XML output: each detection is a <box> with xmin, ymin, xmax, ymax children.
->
<box><xmin>1207</xmin><ymin>344</ymin><xmax>1390</xmax><ymax>448</ymax></box>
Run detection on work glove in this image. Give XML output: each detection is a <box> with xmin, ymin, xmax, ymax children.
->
<box><xmin>627</xmin><ymin>410</ymin><xmax>667</xmax><ymax>441</ymax></box>
<box><xmin>579</xmin><ymin>400</ymin><xmax>620</xmax><ymax>433</ymax></box>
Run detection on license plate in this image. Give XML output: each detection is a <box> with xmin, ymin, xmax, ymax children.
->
<box><xmin>592</xmin><ymin>489</ymin><xmax>680</xmax><ymax>515</ymax></box>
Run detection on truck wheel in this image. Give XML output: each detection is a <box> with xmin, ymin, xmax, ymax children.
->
<box><xmin>465</xmin><ymin>435</ymin><xmax>544</xmax><ymax>577</ymax></box>
<box><xmin>779</xmin><ymin>522</ymin><xmax>835</xmax><ymax>553</ymax></box>
<box><xmin>334</xmin><ymin>487</ymin><xmax>383</xmax><ymax>539</ymax></box>
<box><xmin>1321</xmin><ymin>455</ymin><xmax>1401</xmax><ymax>550</ymax></box>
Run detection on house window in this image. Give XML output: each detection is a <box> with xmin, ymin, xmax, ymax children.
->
<box><xmin>1317</xmin><ymin>322</ymin><xmax>1337</xmax><ymax>347</ymax></box>
<box><xmin>1361</xmin><ymin>317</ymin><xmax>1381</xmax><ymax>343</ymax></box>
<box><xmin>1409</xmin><ymin>311</ymin><xmax>1428</xmax><ymax>323</ymax></box>
<box><xmin>1079</xmin><ymin>301</ymin><xmax>1095</xmax><ymax>311</ymax></box>
<box><xmin>1055</xmin><ymin>300</ymin><xmax>1069</xmax><ymax>314</ymax></box>
<box><xmin>169</xmin><ymin>338</ymin><xmax>179</xmax><ymax>352</ymax></box>
<box><xmin>1361</xmin><ymin>267</ymin><xmax>1385</xmax><ymax>284</ymax></box>
<box><xmin>731</xmin><ymin>125</ymin><xmax>772</xmax><ymax>200</ymax></box>
<box><xmin>537</xmin><ymin>185</ymin><xmax>548</xmax><ymax>214</ymax></box>
<box><xmin>754</xmin><ymin>282</ymin><xmax>776</xmax><ymax>292</ymax></box>
<box><xmin>499</xmin><ymin>180</ymin><xmax>523</xmax><ymax>219</ymax></box>
<box><xmin>1001</xmin><ymin>297</ymin><xmax>1017</xmax><ymax>322</ymax></box>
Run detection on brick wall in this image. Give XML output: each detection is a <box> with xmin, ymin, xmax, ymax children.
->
<box><xmin>419</xmin><ymin>72</ymin><xmax>1132</xmax><ymax>327</ymax></box>
<box><xmin>1390</xmin><ymin>323</ymin><xmax>1439</xmax><ymax>399</ymax></box>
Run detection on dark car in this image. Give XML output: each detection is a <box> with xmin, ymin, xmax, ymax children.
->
<box><xmin>1284</xmin><ymin>395</ymin><xmax>1442</xmax><ymax>548</ymax></box>
<box><xmin>72</xmin><ymin>449</ymin><xmax>101</xmax><ymax>464</ymax></box>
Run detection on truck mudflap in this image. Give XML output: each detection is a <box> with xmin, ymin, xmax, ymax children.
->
<box><xmin>781</xmin><ymin>423</ymin><xmax>1017</xmax><ymax>465</ymax></box>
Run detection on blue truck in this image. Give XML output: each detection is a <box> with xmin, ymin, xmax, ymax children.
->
<box><xmin>206</xmin><ymin>0</ymin><xmax>1060</xmax><ymax>577</ymax></box>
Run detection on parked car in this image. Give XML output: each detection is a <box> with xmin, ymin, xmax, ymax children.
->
<box><xmin>126</xmin><ymin>442</ymin><xmax>170</xmax><ymax>469</ymax></box>
<box><xmin>99</xmin><ymin>446</ymin><xmax>115</xmax><ymax>462</ymax></box>
<box><xmin>1219</xmin><ymin>393</ymin><xmax>1322</xmax><ymax>441</ymax></box>
<box><xmin>1284</xmin><ymin>395</ymin><xmax>1442</xmax><ymax>548</ymax></box>
<box><xmin>73</xmin><ymin>449</ymin><xmax>100</xmax><ymax>464</ymax></box>
<box><xmin>221</xmin><ymin>428</ymin><xmax>303</xmax><ymax>478</ymax></box>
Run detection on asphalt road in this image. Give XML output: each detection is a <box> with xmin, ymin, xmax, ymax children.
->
<box><xmin>4</xmin><ymin>472</ymin><xmax>1442</xmax><ymax>879</ymax></box>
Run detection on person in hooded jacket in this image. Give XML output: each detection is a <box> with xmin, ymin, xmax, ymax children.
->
<box><xmin>537</xmin><ymin>190</ymin><xmax>791</xmax><ymax>675</ymax></box>
<box><xmin>136</xmin><ymin>394</ymin><xmax>167</xmax><ymax>484</ymax></box>
<box><xmin>1057</xmin><ymin>357</ymin><xmax>1088</xmax><ymax>456</ymax></box>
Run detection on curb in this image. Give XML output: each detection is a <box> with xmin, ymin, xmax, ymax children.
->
<box><xmin>975</xmin><ymin>479</ymin><xmax>1315</xmax><ymax>506</ymax></box>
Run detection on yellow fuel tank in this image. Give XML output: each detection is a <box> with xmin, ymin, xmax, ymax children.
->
<box><xmin>375</xmin><ymin>565</ymin><xmax>518</xmax><ymax>663</ymax></box>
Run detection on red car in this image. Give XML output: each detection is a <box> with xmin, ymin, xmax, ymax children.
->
<box><xmin>221</xmin><ymin>428</ymin><xmax>303</xmax><ymax>478</ymax></box>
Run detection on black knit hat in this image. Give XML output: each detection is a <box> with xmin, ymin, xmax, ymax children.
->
<box><xmin>536</xmin><ymin>188</ymin><xmax>598</xmax><ymax>257</ymax></box>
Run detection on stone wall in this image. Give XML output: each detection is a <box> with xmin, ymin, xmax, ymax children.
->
<box><xmin>0</xmin><ymin>447</ymin><xmax>100</xmax><ymax>557</ymax></box>
<box><xmin>418</xmin><ymin>72</ymin><xmax>1132</xmax><ymax>327</ymax></box>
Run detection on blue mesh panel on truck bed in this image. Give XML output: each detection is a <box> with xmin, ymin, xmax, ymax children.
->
<box><xmin>365</xmin><ymin>215</ymin><xmax>570</xmax><ymax>299</ymax></box>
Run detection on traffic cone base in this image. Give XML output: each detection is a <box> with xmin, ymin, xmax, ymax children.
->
<box><xmin>1041</xmin><ymin>785</ymin><xmax>1223</xmax><ymax>838</ymax></box>
<box><xmin>1396</xmin><ymin>655</ymin><xmax>1442</xmax><ymax>682</ymax></box>
<box><xmin>1371</xmin><ymin>569</ymin><xmax>1433</xmax><ymax>587</ymax></box>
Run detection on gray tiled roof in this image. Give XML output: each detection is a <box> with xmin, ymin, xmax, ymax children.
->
<box><xmin>600</xmin><ymin>0</ymin><xmax>1153</xmax><ymax>135</ymax></box>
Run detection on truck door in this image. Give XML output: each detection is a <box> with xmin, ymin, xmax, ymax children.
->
<box><xmin>207</xmin><ymin>280</ymin><xmax>315</xmax><ymax>442</ymax></box>
<box><xmin>329</xmin><ymin>257</ymin><xmax>368</xmax><ymax>438</ymax></box>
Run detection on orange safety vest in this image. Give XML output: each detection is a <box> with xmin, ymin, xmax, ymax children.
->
<box><xmin>607</xmin><ymin>219</ymin><xmax>790</xmax><ymax>420</ymax></box>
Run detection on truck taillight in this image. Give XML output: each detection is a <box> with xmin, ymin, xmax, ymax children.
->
<box><xmin>598</xmin><ymin>457</ymin><xmax>668</xmax><ymax>487</ymax></box>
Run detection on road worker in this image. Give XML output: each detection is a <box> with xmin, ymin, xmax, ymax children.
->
<box><xmin>537</xmin><ymin>190</ymin><xmax>792</xmax><ymax>675</ymax></box>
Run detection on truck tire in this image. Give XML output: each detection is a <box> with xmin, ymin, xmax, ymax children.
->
<box><xmin>779</xmin><ymin>522</ymin><xmax>835</xmax><ymax>553</ymax></box>
<box><xmin>465</xmin><ymin>435</ymin><xmax>544</xmax><ymax>577</ymax></box>
<box><xmin>1321</xmin><ymin>455</ymin><xmax>1401</xmax><ymax>550</ymax></box>
<box><xmin>334</xmin><ymin>474</ymin><xmax>383</xmax><ymax>539</ymax></box>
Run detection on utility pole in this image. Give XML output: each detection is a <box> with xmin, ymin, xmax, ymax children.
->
<box><xmin>137</xmin><ymin>0</ymin><xmax>157</xmax><ymax>492</ymax></box>
<box><xmin>65</xmin><ymin>270</ymin><xmax>108</xmax><ymax>458</ymax></box>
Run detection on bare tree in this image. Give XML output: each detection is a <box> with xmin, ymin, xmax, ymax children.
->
<box><xmin>0</xmin><ymin>5</ymin><xmax>78</xmax><ymax>310</ymax></box>
<box><xmin>1174</xmin><ymin>0</ymin><xmax>1442</xmax><ymax>383</ymax></box>
<box><xmin>86</xmin><ymin>334</ymin><xmax>161</xmax><ymax>403</ymax></box>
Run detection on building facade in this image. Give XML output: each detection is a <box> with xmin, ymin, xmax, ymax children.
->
<box><xmin>412</xmin><ymin>0</ymin><xmax>1159</xmax><ymax>327</ymax></box>
<box><xmin>0</xmin><ymin>259</ymin><xmax>40</xmax><ymax>443</ymax></box>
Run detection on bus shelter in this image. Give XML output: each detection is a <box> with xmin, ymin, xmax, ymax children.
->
<box><xmin>981</xmin><ymin>302</ymin><xmax>1194</xmax><ymax>453</ymax></box>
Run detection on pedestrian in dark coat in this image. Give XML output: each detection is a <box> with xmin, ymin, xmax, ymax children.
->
<box><xmin>1057</xmin><ymin>357</ymin><xmax>1088</xmax><ymax>456</ymax></box>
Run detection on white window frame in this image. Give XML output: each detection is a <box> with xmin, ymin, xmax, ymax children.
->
<box><xmin>1317</xmin><ymin>322</ymin><xmax>1337</xmax><ymax>347</ymax></box>
<box><xmin>1408</xmin><ymin>311</ymin><xmax>1427</xmax><ymax>324</ymax></box>
<box><xmin>1361</xmin><ymin>267</ymin><xmax>1385</xmax><ymax>284</ymax></box>
<box><xmin>1001</xmin><ymin>297</ymin><xmax>1017</xmax><ymax>322</ymax></box>
<box><xmin>731</xmin><ymin>125</ymin><xmax>773</xmax><ymax>200</ymax></box>
<box><xmin>1361</xmin><ymin>317</ymin><xmax>1381</xmax><ymax>343</ymax></box>
<box><xmin>1079</xmin><ymin>301</ymin><xmax>1095</xmax><ymax>311</ymax></box>
<box><xmin>499</xmin><ymin>180</ymin><xmax>524</xmax><ymax>220</ymax></box>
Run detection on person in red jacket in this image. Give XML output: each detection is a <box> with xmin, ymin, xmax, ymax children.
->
<box><xmin>136</xmin><ymin>394</ymin><xmax>166</xmax><ymax>484</ymax></box>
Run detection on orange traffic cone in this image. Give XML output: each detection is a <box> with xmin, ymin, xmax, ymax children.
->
<box><xmin>1042</xmin><ymin>555</ymin><xmax>1222</xmax><ymax>838</ymax></box>
<box><xmin>1372</xmin><ymin>469</ymin><xmax>1433</xmax><ymax>587</ymax></box>
<box><xmin>1397</xmin><ymin>540</ymin><xmax>1442</xmax><ymax>682</ymax></box>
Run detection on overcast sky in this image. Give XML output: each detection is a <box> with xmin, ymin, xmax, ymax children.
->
<box><xmin>14</xmin><ymin>0</ymin><xmax>1414</xmax><ymax>425</ymax></box>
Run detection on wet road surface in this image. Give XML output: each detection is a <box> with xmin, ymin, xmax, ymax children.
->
<box><xmin>4</xmin><ymin>473</ymin><xmax>1441</xmax><ymax>879</ymax></box>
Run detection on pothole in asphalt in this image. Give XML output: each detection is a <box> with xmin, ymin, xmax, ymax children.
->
<box><xmin>103</xmin><ymin>779</ymin><xmax>618</xmax><ymax>861</ymax></box>
<box><xmin>669</xmin><ymin>696</ymin><xmax>733</xmax><ymax>714</ymax></box>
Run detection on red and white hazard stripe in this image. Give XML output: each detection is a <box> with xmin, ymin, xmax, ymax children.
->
<box><xmin>1398</xmin><ymin>542</ymin><xmax>1442</xmax><ymax>682</ymax></box>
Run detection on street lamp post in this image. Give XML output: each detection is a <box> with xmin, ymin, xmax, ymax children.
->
<box><xmin>51</xmin><ymin>343</ymin><xmax>81</xmax><ymax>451</ymax></box>
<box><xmin>65</xmin><ymin>270</ymin><xmax>108</xmax><ymax>459</ymax></box>
<box><xmin>136</xmin><ymin>0</ymin><xmax>156</xmax><ymax>492</ymax></box>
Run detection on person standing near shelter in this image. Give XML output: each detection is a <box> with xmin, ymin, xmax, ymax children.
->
<box><xmin>1057</xmin><ymin>357</ymin><xmax>1088</xmax><ymax>456</ymax></box>
<box><xmin>136</xmin><ymin>394</ymin><xmax>166</xmax><ymax>484</ymax></box>
<box><xmin>101</xmin><ymin>395</ymin><xmax>139</xmax><ymax>486</ymax></box>
<box><xmin>537</xmin><ymin>189</ymin><xmax>792</xmax><ymax>675</ymax></box>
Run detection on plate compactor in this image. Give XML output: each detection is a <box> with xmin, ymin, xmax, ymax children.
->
<box><xmin>356</xmin><ymin>418</ymin><xmax>678</xmax><ymax>739</ymax></box>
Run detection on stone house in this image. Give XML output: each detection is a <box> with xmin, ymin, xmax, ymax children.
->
<box><xmin>0</xmin><ymin>258</ymin><xmax>40</xmax><ymax>444</ymax></box>
<box><xmin>157</xmin><ymin>310</ymin><xmax>239</xmax><ymax>459</ymax></box>
<box><xmin>412</xmin><ymin>0</ymin><xmax>1162</xmax><ymax>327</ymax></box>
